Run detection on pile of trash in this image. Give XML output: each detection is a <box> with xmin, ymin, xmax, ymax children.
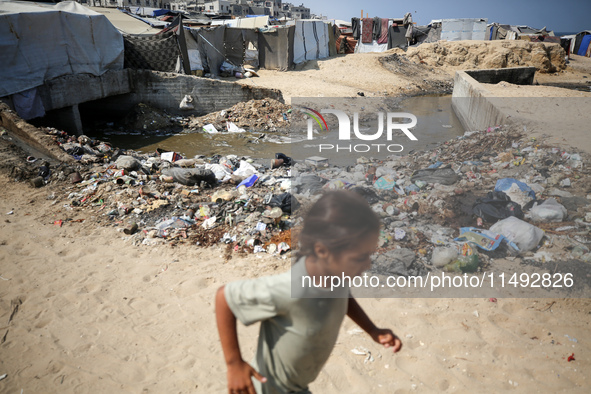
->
<box><xmin>34</xmin><ymin>128</ymin><xmax>299</xmax><ymax>257</ymax></box>
<box><xmin>186</xmin><ymin>98</ymin><xmax>295</xmax><ymax>134</ymax></box>
<box><xmin>288</xmin><ymin>126</ymin><xmax>591</xmax><ymax>278</ymax></box>
<box><xmin>24</xmin><ymin>124</ymin><xmax>591</xmax><ymax>281</ymax></box>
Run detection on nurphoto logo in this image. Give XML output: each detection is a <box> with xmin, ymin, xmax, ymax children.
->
<box><xmin>299</xmin><ymin>107</ymin><xmax>418</xmax><ymax>153</ymax></box>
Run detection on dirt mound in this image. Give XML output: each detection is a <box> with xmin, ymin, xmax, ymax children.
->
<box><xmin>187</xmin><ymin>98</ymin><xmax>292</xmax><ymax>132</ymax></box>
<box><xmin>378</xmin><ymin>53</ymin><xmax>454</xmax><ymax>93</ymax></box>
<box><xmin>405</xmin><ymin>40</ymin><xmax>566</xmax><ymax>73</ymax></box>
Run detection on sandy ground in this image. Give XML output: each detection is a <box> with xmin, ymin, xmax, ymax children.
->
<box><xmin>2</xmin><ymin>44</ymin><xmax>591</xmax><ymax>393</ymax></box>
<box><xmin>237</xmin><ymin>52</ymin><xmax>453</xmax><ymax>103</ymax></box>
<box><xmin>1</xmin><ymin>174</ymin><xmax>589</xmax><ymax>393</ymax></box>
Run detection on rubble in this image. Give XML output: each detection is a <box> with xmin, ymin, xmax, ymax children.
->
<box><xmin>186</xmin><ymin>98</ymin><xmax>295</xmax><ymax>133</ymax></box>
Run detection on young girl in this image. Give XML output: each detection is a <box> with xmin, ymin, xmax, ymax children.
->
<box><xmin>216</xmin><ymin>190</ymin><xmax>402</xmax><ymax>393</ymax></box>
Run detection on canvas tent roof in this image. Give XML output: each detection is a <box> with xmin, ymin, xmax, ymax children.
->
<box><xmin>90</xmin><ymin>7</ymin><xmax>162</xmax><ymax>34</ymax></box>
<box><xmin>0</xmin><ymin>1</ymin><xmax>123</xmax><ymax>97</ymax></box>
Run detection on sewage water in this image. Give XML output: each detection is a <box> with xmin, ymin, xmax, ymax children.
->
<box><xmin>97</xmin><ymin>95</ymin><xmax>465</xmax><ymax>165</ymax></box>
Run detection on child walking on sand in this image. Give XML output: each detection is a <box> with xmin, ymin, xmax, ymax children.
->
<box><xmin>216</xmin><ymin>190</ymin><xmax>402</xmax><ymax>393</ymax></box>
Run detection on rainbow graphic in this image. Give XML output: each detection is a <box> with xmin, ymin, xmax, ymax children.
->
<box><xmin>299</xmin><ymin>107</ymin><xmax>329</xmax><ymax>131</ymax></box>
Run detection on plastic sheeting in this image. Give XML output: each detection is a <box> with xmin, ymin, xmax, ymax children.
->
<box><xmin>258</xmin><ymin>26</ymin><xmax>295</xmax><ymax>71</ymax></box>
<box><xmin>441</xmin><ymin>18</ymin><xmax>488</xmax><ymax>41</ymax></box>
<box><xmin>355</xmin><ymin>40</ymin><xmax>388</xmax><ymax>53</ymax></box>
<box><xmin>0</xmin><ymin>1</ymin><xmax>123</xmax><ymax>97</ymax></box>
<box><xmin>293</xmin><ymin>20</ymin><xmax>329</xmax><ymax>64</ymax></box>
<box><xmin>191</xmin><ymin>26</ymin><xmax>227</xmax><ymax>76</ymax></box>
<box><xmin>224</xmin><ymin>28</ymin><xmax>259</xmax><ymax>68</ymax></box>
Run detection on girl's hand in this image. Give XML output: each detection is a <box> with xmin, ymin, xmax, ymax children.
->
<box><xmin>226</xmin><ymin>360</ymin><xmax>267</xmax><ymax>394</ymax></box>
<box><xmin>370</xmin><ymin>328</ymin><xmax>403</xmax><ymax>353</ymax></box>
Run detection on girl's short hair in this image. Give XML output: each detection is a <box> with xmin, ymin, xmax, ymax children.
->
<box><xmin>298</xmin><ymin>190</ymin><xmax>381</xmax><ymax>257</ymax></box>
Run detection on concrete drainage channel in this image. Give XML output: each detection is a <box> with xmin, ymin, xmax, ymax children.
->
<box><xmin>2</xmin><ymin>66</ymin><xmax>540</xmax><ymax>166</ymax></box>
<box><xmin>451</xmin><ymin>66</ymin><xmax>537</xmax><ymax>132</ymax></box>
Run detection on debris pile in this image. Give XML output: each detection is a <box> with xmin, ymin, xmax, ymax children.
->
<box><xmin>187</xmin><ymin>98</ymin><xmax>295</xmax><ymax>133</ymax></box>
<box><xmin>288</xmin><ymin>125</ymin><xmax>591</xmax><ymax>282</ymax></box>
<box><xmin>4</xmin><ymin>122</ymin><xmax>591</xmax><ymax>290</ymax></box>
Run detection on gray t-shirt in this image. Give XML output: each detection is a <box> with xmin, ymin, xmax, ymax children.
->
<box><xmin>224</xmin><ymin>258</ymin><xmax>350</xmax><ymax>393</ymax></box>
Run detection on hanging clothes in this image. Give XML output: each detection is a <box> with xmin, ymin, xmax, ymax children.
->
<box><xmin>373</xmin><ymin>17</ymin><xmax>381</xmax><ymax>41</ymax></box>
<box><xmin>351</xmin><ymin>17</ymin><xmax>360</xmax><ymax>40</ymax></box>
<box><xmin>361</xmin><ymin>18</ymin><xmax>373</xmax><ymax>43</ymax></box>
<box><xmin>377</xmin><ymin>18</ymin><xmax>389</xmax><ymax>44</ymax></box>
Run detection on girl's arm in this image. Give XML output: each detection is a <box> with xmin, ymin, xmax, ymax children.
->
<box><xmin>215</xmin><ymin>286</ymin><xmax>267</xmax><ymax>393</ymax></box>
<box><xmin>347</xmin><ymin>297</ymin><xmax>402</xmax><ymax>353</ymax></box>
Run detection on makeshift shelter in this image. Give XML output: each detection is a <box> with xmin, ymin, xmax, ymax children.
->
<box><xmin>572</xmin><ymin>31</ymin><xmax>591</xmax><ymax>57</ymax></box>
<box><xmin>440</xmin><ymin>18</ymin><xmax>487</xmax><ymax>41</ymax></box>
<box><xmin>124</xmin><ymin>30</ymin><xmax>182</xmax><ymax>72</ymax></box>
<box><xmin>486</xmin><ymin>23</ymin><xmax>557</xmax><ymax>42</ymax></box>
<box><xmin>258</xmin><ymin>26</ymin><xmax>295</xmax><ymax>71</ymax></box>
<box><xmin>0</xmin><ymin>1</ymin><xmax>123</xmax><ymax>118</ymax></box>
<box><xmin>291</xmin><ymin>20</ymin><xmax>330</xmax><ymax>64</ymax></box>
<box><xmin>350</xmin><ymin>14</ymin><xmax>426</xmax><ymax>53</ymax></box>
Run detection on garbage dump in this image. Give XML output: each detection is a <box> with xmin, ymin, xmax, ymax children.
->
<box><xmin>11</xmin><ymin>122</ymin><xmax>591</xmax><ymax>292</ymax></box>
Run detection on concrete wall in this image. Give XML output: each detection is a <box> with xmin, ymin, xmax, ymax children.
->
<box><xmin>451</xmin><ymin>67</ymin><xmax>535</xmax><ymax>131</ymax></box>
<box><xmin>38</xmin><ymin>70</ymin><xmax>132</xmax><ymax>111</ymax></box>
<box><xmin>0</xmin><ymin>103</ymin><xmax>75</xmax><ymax>163</ymax></box>
<box><xmin>96</xmin><ymin>70</ymin><xmax>284</xmax><ymax>116</ymax></box>
<box><xmin>465</xmin><ymin>67</ymin><xmax>536</xmax><ymax>85</ymax></box>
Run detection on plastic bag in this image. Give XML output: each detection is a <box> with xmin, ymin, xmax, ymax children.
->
<box><xmin>373</xmin><ymin>174</ymin><xmax>396</xmax><ymax>190</ymax></box>
<box><xmin>269</xmin><ymin>192</ymin><xmax>300</xmax><ymax>213</ymax></box>
<box><xmin>161</xmin><ymin>167</ymin><xmax>216</xmax><ymax>186</ymax></box>
<box><xmin>494</xmin><ymin>178</ymin><xmax>535</xmax><ymax>208</ymax></box>
<box><xmin>530</xmin><ymin>198</ymin><xmax>567</xmax><ymax>222</ymax></box>
<box><xmin>490</xmin><ymin>217</ymin><xmax>544</xmax><ymax>254</ymax></box>
<box><xmin>233</xmin><ymin>161</ymin><xmax>257</xmax><ymax>178</ymax></box>
<box><xmin>472</xmin><ymin>191</ymin><xmax>524</xmax><ymax>223</ymax></box>
<box><xmin>410</xmin><ymin>166</ymin><xmax>458</xmax><ymax>185</ymax></box>
<box><xmin>431</xmin><ymin>246</ymin><xmax>458</xmax><ymax>268</ymax></box>
<box><xmin>179</xmin><ymin>95</ymin><xmax>194</xmax><ymax>110</ymax></box>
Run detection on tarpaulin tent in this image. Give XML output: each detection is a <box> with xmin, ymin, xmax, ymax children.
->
<box><xmin>0</xmin><ymin>1</ymin><xmax>123</xmax><ymax>98</ymax></box>
<box><xmin>191</xmin><ymin>26</ymin><xmax>227</xmax><ymax>76</ymax></box>
<box><xmin>441</xmin><ymin>18</ymin><xmax>487</xmax><ymax>41</ymax></box>
<box><xmin>258</xmin><ymin>26</ymin><xmax>295</xmax><ymax>71</ymax></box>
<box><xmin>130</xmin><ymin>7</ymin><xmax>169</xmax><ymax>18</ymax></box>
<box><xmin>224</xmin><ymin>28</ymin><xmax>260</xmax><ymax>68</ymax></box>
<box><xmin>573</xmin><ymin>31</ymin><xmax>591</xmax><ymax>57</ymax></box>
<box><xmin>578</xmin><ymin>35</ymin><xmax>591</xmax><ymax>56</ymax></box>
<box><xmin>291</xmin><ymin>20</ymin><xmax>330</xmax><ymax>64</ymax></box>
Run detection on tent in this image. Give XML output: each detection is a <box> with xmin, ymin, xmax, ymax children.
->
<box><xmin>289</xmin><ymin>20</ymin><xmax>330</xmax><ymax>64</ymax></box>
<box><xmin>440</xmin><ymin>18</ymin><xmax>487</xmax><ymax>41</ymax></box>
<box><xmin>0</xmin><ymin>1</ymin><xmax>123</xmax><ymax>99</ymax></box>
<box><xmin>572</xmin><ymin>31</ymin><xmax>591</xmax><ymax>57</ymax></box>
<box><xmin>258</xmin><ymin>26</ymin><xmax>295</xmax><ymax>71</ymax></box>
<box><xmin>486</xmin><ymin>23</ymin><xmax>556</xmax><ymax>41</ymax></box>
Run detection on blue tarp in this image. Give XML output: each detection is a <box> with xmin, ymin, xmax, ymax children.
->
<box><xmin>131</xmin><ymin>7</ymin><xmax>168</xmax><ymax>18</ymax></box>
<box><xmin>578</xmin><ymin>35</ymin><xmax>591</xmax><ymax>56</ymax></box>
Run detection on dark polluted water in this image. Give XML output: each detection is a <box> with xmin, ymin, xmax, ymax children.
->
<box><xmin>95</xmin><ymin>95</ymin><xmax>465</xmax><ymax>165</ymax></box>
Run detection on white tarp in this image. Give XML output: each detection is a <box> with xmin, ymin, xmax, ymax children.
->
<box><xmin>293</xmin><ymin>20</ymin><xmax>329</xmax><ymax>64</ymax></box>
<box><xmin>355</xmin><ymin>41</ymin><xmax>388</xmax><ymax>53</ymax></box>
<box><xmin>441</xmin><ymin>18</ymin><xmax>488</xmax><ymax>41</ymax></box>
<box><xmin>0</xmin><ymin>1</ymin><xmax>124</xmax><ymax>97</ymax></box>
<box><xmin>212</xmin><ymin>16</ymin><xmax>269</xmax><ymax>28</ymax></box>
